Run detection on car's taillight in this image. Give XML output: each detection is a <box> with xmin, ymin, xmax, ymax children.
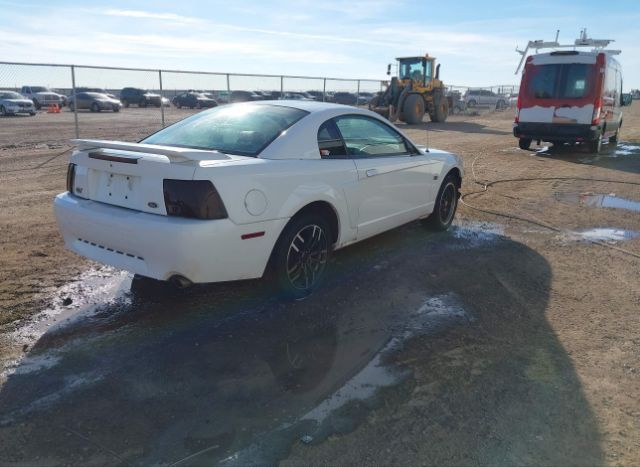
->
<box><xmin>592</xmin><ymin>96</ymin><xmax>602</xmax><ymax>125</ymax></box>
<box><xmin>163</xmin><ymin>179</ymin><xmax>228</xmax><ymax>220</ymax></box>
<box><xmin>66</xmin><ymin>163</ymin><xmax>76</xmax><ymax>193</ymax></box>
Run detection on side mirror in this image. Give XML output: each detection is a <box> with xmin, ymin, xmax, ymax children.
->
<box><xmin>386</xmin><ymin>64</ymin><xmax>391</xmax><ymax>76</ymax></box>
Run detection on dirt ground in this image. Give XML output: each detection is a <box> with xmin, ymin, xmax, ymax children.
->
<box><xmin>0</xmin><ymin>103</ymin><xmax>639</xmax><ymax>465</ymax></box>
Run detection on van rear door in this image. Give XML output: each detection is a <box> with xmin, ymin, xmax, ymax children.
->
<box><xmin>518</xmin><ymin>53</ymin><xmax>599</xmax><ymax>125</ymax></box>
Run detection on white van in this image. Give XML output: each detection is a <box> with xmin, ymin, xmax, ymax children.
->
<box><xmin>513</xmin><ymin>33</ymin><xmax>628</xmax><ymax>152</ymax></box>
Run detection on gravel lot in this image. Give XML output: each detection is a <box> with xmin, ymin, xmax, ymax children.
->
<box><xmin>0</xmin><ymin>104</ymin><xmax>639</xmax><ymax>465</ymax></box>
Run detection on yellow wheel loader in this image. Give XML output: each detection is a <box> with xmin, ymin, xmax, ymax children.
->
<box><xmin>370</xmin><ymin>54</ymin><xmax>448</xmax><ymax>124</ymax></box>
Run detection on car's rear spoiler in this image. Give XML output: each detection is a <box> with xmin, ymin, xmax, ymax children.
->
<box><xmin>72</xmin><ymin>139</ymin><xmax>231</xmax><ymax>163</ymax></box>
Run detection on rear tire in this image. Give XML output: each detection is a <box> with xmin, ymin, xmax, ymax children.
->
<box><xmin>422</xmin><ymin>174</ymin><xmax>459</xmax><ymax>231</ymax></box>
<box><xmin>0</xmin><ymin>105</ymin><xmax>7</xmax><ymax>116</ymax></box>
<box><xmin>518</xmin><ymin>138</ymin><xmax>532</xmax><ymax>150</ymax></box>
<box><xmin>588</xmin><ymin>134</ymin><xmax>602</xmax><ymax>153</ymax></box>
<box><xmin>402</xmin><ymin>94</ymin><xmax>425</xmax><ymax>124</ymax></box>
<box><xmin>270</xmin><ymin>213</ymin><xmax>332</xmax><ymax>300</ymax></box>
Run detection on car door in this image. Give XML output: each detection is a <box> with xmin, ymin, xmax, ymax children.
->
<box><xmin>331</xmin><ymin>115</ymin><xmax>442</xmax><ymax>240</ymax></box>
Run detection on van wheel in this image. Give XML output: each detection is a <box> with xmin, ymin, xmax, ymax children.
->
<box><xmin>588</xmin><ymin>134</ymin><xmax>602</xmax><ymax>153</ymax></box>
<box><xmin>609</xmin><ymin>128</ymin><xmax>619</xmax><ymax>144</ymax></box>
<box><xmin>421</xmin><ymin>174</ymin><xmax>459</xmax><ymax>231</ymax></box>
<box><xmin>518</xmin><ymin>138</ymin><xmax>532</xmax><ymax>150</ymax></box>
<box><xmin>270</xmin><ymin>214</ymin><xmax>332</xmax><ymax>300</ymax></box>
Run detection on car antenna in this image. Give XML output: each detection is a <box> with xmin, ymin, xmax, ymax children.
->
<box><xmin>425</xmin><ymin>118</ymin><xmax>430</xmax><ymax>152</ymax></box>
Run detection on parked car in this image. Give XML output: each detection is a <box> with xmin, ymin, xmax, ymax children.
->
<box><xmin>283</xmin><ymin>92</ymin><xmax>314</xmax><ymax>100</ymax></box>
<box><xmin>446</xmin><ymin>90</ymin><xmax>466</xmax><ymax>114</ymax></box>
<box><xmin>463</xmin><ymin>89</ymin><xmax>507</xmax><ymax>109</ymax></box>
<box><xmin>172</xmin><ymin>92</ymin><xmax>218</xmax><ymax>109</ymax></box>
<box><xmin>229</xmin><ymin>90</ymin><xmax>263</xmax><ymax>102</ymax></box>
<box><xmin>75</xmin><ymin>87</ymin><xmax>118</xmax><ymax>99</ymax></box>
<box><xmin>210</xmin><ymin>90</ymin><xmax>230</xmax><ymax>104</ymax></box>
<box><xmin>68</xmin><ymin>92</ymin><xmax>121</xmax><ymax>112</ymax></box>
<box><xmin>332</xmin><ymin>92</ymin><xmax>358</xmax><ymax>105</ymax></box>
<box><xmin>20</xmin><ymin>86</ymin><xmax>64</xmax><ymax>109</ymax></box>
<box><xmin>357</xmin><ymin>92</ymin><xmax>375</xmax><ymax>105</ymax></box>
<box><xmin>306</xmin><ymin>90</ymin><xmax>325</xmax><ymax>101</ymax></box>
<box><xmin>514</xmin><ymin>50</ymin><xmax>627</xmax><ymax>152</ymax></box>
<box><xmin>55</xmin><ymin>101</ymin><xmax>462</xmax><ymax>299</ymax></box>
<box><xmin>0</xmin><ymin>90</ymin><xmax>36</xmax><ymax>116</ymax></box>
<box><xmin>120</xmin><ymin>88</ymin><xmax>162</xmax><ymax>108</ymax></box>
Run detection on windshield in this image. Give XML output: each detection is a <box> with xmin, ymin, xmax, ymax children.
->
<box><xmin>142</xmin><ymin>104</ymin><xmax>308</xmax><ymax>156</ymax></box>
<box><xmin>525</xmin><ymin>63</ymin><xmax>595</xmax><ymax>99</ymax></box>
<box><xmin>0</xmin><ymin>92</ymin><xmax>23</xmax><ymax>99</ymax></box>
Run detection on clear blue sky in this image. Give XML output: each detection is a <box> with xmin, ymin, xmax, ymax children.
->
<box><xmin>2</xmin><ymin>0</ymin><xmax>639</xmax><ymax>89</ymax></box>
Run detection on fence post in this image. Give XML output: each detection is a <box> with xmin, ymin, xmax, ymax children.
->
<box><xmin>70</xmin><ymin>65</ymin><xmax>79</xmax><ymax>138</ymax></box>
<box><xmin>226</xmin><ymin>73</ymin><xmax>231</xmax><ymax>94</ymax></box>
<box><xmin>323</xmin><ymin>78</ymin><xmax>326</xmax><ymax>102</ymax></box>
<box><xmin>356</xmin><ymin>80</ymin><xmax>360</xmax><ymax>107</ymax></box>
<box><xmin>158</xmin><ymin>70</ymin><xmax>165</xmax><ymax>128</ymax></box>
<box><xmin>280</xmin><ymin>76</ymin><xmax>284</xmax><ymax>99</ymax></box>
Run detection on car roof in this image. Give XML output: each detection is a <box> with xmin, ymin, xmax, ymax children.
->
<box><xmin>247</xmin><ymin>100</ymin><xmax>405</xmax><ymax>160</ymax></box>
<box><xmin>250</xmin><ymin>99</ymin><xmax>355</xmax><ymax>113</ymax></box>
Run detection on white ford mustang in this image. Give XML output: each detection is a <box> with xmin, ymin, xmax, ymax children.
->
<box><xmin>54</xmin><ymin>101</ymin><xmax>463</xmax><ymax>298</ymax></box>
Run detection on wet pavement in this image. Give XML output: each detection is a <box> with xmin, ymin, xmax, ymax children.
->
<box><xmin>0</xmin><ymin>220</ymin><xmax>490</xmax><ymax>466</ymax></box>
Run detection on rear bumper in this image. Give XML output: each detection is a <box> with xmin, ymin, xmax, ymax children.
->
<box><xmin>54</xmin><ymin>192</ymin><xmax>288</xmax><ymax>283</ymax></box>
<box><xmin>513</xmin><ymin>122</ymin><xmax>601</xmax><ymax>143</ymax></box>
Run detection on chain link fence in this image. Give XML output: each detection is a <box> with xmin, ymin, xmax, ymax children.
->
<box><xmin>0</xmin><ymin>61</ymin><xmax>517</xmax><ymax>150</ymax></box>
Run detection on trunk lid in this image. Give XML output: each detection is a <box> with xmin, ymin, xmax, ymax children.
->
<box><xmin>69</xmin><ymin>139</ymin><xmax>233</xmax><ymax>215</ymax></box>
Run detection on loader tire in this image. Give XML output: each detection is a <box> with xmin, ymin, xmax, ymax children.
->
<box><xmin>430</xmin><ymin>92</ymin><xmax>449</xmax><ymax>122</ymax></box>
<box><xmin>402</xmin><ymin>94</ymin><xmax>425</xmax><ymax>124</ymax></box>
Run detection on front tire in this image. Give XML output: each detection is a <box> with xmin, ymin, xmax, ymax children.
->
<box><xmin>91</xmin><ymin>102</ymin><xmax>100</xmax><ymax>112</ymax></box>
<box><xmin>422</xmin><ymin>175</ymin><xmax>459</xmax><ymax>231</ymax></box>
<box><xmin>270</xmin><ymin>214</ymin><xmax>332</xmax><ymax>300</ymax></box>
<box><xmin>402</xmin><ymin>94</ymin><xmax>425</xmax><ymax>124</ymax></box>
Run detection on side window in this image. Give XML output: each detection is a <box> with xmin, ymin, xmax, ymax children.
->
<box><xmin>317</xmin><ymin>120</ymin><xmax>347</xmax><ymax>157</ymax></box>
<box><xmin>334</xmin><ymin>115</ymin><xmax>412</xmax><ymax>157</ymax></box>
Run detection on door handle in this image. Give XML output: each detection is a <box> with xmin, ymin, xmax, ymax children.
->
<box><xmin>366</xmin><ymin>169</ymin><xmax>378</xmax><ymax>177</ymax></box>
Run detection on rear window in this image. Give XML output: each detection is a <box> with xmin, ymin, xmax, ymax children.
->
<box><xmin>141</xmin><ymin>104</ymin><xmax>308</xmax><ymax>156</ymax></box>
<box><xmin>526</xmin><ymin>63</ymin><xmax>595</xmax><ymax>99</ymax></box>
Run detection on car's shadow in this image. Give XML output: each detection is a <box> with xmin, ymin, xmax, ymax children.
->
<box><xmin>0</xmin><ymin>222</ymin><xmax>603</xmax><ymax>466</ymax></box>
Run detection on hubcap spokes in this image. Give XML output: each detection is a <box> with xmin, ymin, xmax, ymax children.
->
<box><xmin>439</xmin><ymin>183</ymin><xmax>456</xmax><ymax>224</ymax></box>
<box><xmin>286</xmin><ymin>224</ymin><xmax>328</xmax><ymax>291</ymax></box>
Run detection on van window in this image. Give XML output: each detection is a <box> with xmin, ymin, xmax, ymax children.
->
<box><xmin>561</xmin><ymin>64</ymin><xmax>590</xmax><ymax>98</ymax></box>
<box><xmin>528</xmin><ymin>65</ymin><xmax>558</xmax><ymax>99</ymax></box>
<box><xmin>526</xmin><ymin>63</ymin><xmax>595</xmax><ymax>100</ymax></box>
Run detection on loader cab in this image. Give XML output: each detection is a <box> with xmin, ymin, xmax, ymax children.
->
<box><xmin>397</xmin><ymin>56</ymin><xmax>434</xmax><ymax>87</ymax></box>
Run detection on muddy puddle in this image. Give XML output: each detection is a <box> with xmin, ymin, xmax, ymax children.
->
<box><xmin>563</xmin><ymin>228</ymin><xmax>640</xmax><ymax>243</ymax></box>
<box><xmin>555</xmin><ymin>192</ymin><xmax>640</xmax><ymax>213</ymax></box>
<box><xmin>0</xmin><ymin>220</ymin><xmax>503</xmax><ymax>466</ymax></box>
